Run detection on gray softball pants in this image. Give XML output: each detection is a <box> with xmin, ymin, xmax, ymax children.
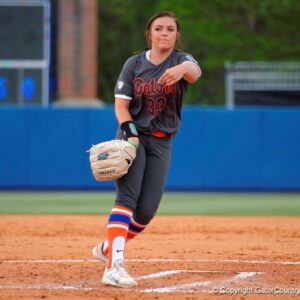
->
<box><xmin>115</xmin><ymin>130</ymin><xmax>172</xmax><ymax>225</ymax></box>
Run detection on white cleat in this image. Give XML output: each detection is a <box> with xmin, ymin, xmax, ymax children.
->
<box><xmin>102</xmin><ymin>259</ymin><xmax>138</xmax><ymax>288</ymax></box>
<box><xmin>92</xmin><ymin>242</ymin><xmax>108</xmax><ymax>263</ymax></box>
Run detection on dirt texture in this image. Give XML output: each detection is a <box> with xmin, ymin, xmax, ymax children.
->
<box><xmin>0</xmin><ymin>215</ymin><xmax>299</xmax><ymax>299</ymax></box>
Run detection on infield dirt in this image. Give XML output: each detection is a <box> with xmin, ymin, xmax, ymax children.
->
<box><xmin>0</xmin><ymin>216</ymin><xmax>299</xmax><ymax>299</ymax></box>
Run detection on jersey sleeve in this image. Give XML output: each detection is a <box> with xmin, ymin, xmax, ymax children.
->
<box><xmin>114</xmin><ymin>56</ymin><xmax>136</xmax><ymax>100</ymax></box>
<box><xmin>176</xmin><ymin>52</ymin><xmax>201</xmax><ymax>81</ymax></box>
<box><xmin>176</xmin><ymin>52</ymin><xmax>199</xmax><ymax>66</ymax></box>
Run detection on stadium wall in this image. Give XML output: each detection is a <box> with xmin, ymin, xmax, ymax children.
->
<box><xmin>0</xmin><ymin>106</ymin><xmax>299</xmax><ymax>191</ymax></box>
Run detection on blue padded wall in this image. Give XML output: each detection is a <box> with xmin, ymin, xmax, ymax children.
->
<box><xmin>0</xmin><ymin>108</ymin><xmax>28</xmax><ymax>187</ymax></box>
<box><xmin>0</xmin><ymin>106</ymin><xmax>299</xmax><ymax>191</ymax></box>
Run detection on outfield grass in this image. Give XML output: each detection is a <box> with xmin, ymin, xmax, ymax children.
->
<box><xmin>0</xmin><ymin>192</ymin><xmax>299</xmax><ymax>215</ymax></box>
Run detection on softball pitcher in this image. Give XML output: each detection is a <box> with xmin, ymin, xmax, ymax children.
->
<box><xmin>92</xmin><ymin>11</ymin><xmax>201</xmax><ymax>287</ymax></box>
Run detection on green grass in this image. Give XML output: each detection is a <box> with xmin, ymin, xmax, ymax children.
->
<box><xmin>0</xmin><ymin>192</ymin><xmax>299</xmax><ymax>215</ymax></box>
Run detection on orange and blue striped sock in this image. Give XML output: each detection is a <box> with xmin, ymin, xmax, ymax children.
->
<box><xmin>102</xmin><ymin>217</ymin><xmax>147</xmax><ymax>256</ymax></box>
<box><xmin>106</xmin><ymin>205</ymin><xmax>132</xmax><ymax>268</ymax></box>
<box><xmin>127</xmin><ymin>218</ymin><xmax>147</xmax><ymax>240</ymax></box>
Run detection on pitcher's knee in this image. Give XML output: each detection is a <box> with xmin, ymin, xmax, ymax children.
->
<box><xmin>134</xmin><ymin>210</ymin><xmax>155</xmax><ymax>226</ymax></box>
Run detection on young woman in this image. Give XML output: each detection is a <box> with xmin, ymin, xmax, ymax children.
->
<box><xmin>92</xmin><ymin>11</ymin><xmax>201</xmax><ymax>287</ymax></box>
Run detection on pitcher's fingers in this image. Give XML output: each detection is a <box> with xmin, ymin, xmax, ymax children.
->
<box><xmin>165</xmin><ymin>79</ymin><xmax>176</xmax><ymax>86</ymax></box>
<box><xmin>158</xmin><ymin>74</ymin><xmax>167</xmax><ymax>84</ymax></box>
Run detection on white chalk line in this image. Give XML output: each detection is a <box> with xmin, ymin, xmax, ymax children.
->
<box><xmin>0</xmin><ymin>271</ymin><xmax>262</xmax><ymax>294</ymax></box>
<box><xmin>142</xmin><ymin>271</ymin><xmax>261</xmax><ymax>293</ymax></box>
<box><xmin>0</xmin><ymin>270</ymin><xmax>224</xmax><ymax>291</ymax></box>
<box><xmin>136</xmin><ymin>269</ymin><xmax>234</xmax><ymax>280</ymax></box>
<box><xmin>136</xmin><ymin>270</ymin><xmax>182</xmax><ymax>280</ymax></box>
<box><xmin>143</xmin><ymin>281</ymin><xmax>212</xmax><ymax>293</ymax></box>
<box><xmin>0</xmin><ymin>258</ymin><xmax>296</xmax><ymax>294</ymax></box>
<box><xmin>201</xmin><ymin>272</ymin><xmax>264</xmax><ymax>294</ymax></box>
<box><xmin>0</xmin><ymin>284</ymin><xmax>95</xmax><ymax>292</ymax></box>
<box><xmin>1</xmin><ymin>258</ymin><xmax>299</xmax><ymax>265</ymax></box>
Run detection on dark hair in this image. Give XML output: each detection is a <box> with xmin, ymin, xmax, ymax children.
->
<box><xmin>145</xmin><ymin>11</ymin><xmax>183</xmax><ymax>49</ymax></box>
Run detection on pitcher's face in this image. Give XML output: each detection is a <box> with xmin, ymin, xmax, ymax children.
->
<box><xmin>149</xmin><ymin>16</ymin><xmax>179</xmax><ymax>51</ymax></box>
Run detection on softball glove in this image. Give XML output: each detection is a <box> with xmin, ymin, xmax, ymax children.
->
<box><xmin>88</xmin><ymin>140</ymin><xmax>137</xmax><ymax>181</ymax></box>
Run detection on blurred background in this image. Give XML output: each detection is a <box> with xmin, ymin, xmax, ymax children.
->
<box><xmin>0</xmin><ymin>0</ymin><xmax>300</xmax><ymax>194</ymax></box>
